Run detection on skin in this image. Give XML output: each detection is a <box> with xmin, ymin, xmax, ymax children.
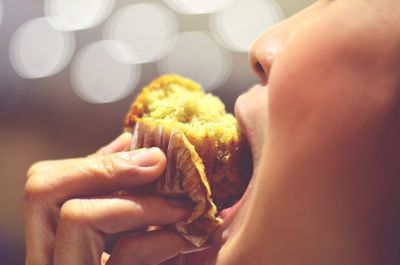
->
<box><xmin>215</xmin><ymin>0</ymin><xmax>400</xmax><ymax>264</ymax></box>
<box><xmin>25</xmin><ymin>0</ymin><xmax>400</xmax><ymax>264</ymax></box>
<box><xmin>25</xmin><ymin>134</ymin><xmax>197</xmax><ymax>265</ymax></box>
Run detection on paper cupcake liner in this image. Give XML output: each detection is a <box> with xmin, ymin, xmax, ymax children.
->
<box><xmin>130</xmin><ymin>121</ymin><xmax>222</xmax><ymax>246</ymax></box>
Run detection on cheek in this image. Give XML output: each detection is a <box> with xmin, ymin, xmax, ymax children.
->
<box><xmin>267</xmin><ymin>1</ymin><xmax>398</xmax><ymax>117</ymax></box>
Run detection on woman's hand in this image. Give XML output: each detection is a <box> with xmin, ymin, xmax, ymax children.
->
<box><xmin>25</xmin><ymin>133</ymin><xmax>196</xmax><ymax>265</ymax></box>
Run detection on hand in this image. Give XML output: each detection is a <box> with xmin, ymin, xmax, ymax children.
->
<box><xmin>25</xmin><ymin>133</ymin><xmax>196</xmax><ymax>265</ymax></box>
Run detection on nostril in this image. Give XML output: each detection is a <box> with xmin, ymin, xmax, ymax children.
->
<box><xmin>255</xmin><ymin>62</ymin><xmax>265</xmax><ymax>75</ymax></box>
<box><xmin>253</xmin><ymin>60</ymin><xmax>269</xmax><ymax>84</ymax></box>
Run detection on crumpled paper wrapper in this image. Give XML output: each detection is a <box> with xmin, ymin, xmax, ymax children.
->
<box><xmin>130</xmin><ymin>121</ymin><xmax>222</xmax><ymax>247</ymax></box>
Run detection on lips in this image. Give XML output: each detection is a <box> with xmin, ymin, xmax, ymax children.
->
<box><xmin>211</xmin><ymin>132</ymin><xmax>256</xmax><ymax>246</ymax></box>
<box><xmin>212</xmin><ymin>171</ymin><xmax>255</xmax><ymax>247</ymax></box>
<box><xmin>211</xmin><ymin>84</ymin><xmax>266</xmax><ymax>246</ymax></box>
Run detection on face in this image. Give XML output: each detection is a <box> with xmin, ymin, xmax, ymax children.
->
<box><xmin>208</xmin><ymin>0</ymin><xmax>400</xmax><ymax>264</ymax></box>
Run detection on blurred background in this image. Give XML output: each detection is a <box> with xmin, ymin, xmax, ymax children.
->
<box><xmin>0</xmin><ymin>0</ymin><xmax>313</xmax><ymax>264</ymax></box>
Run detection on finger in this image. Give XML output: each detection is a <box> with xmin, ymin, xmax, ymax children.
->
<box><xmin>25</xmin><ymin>148</ymin><xmax>165</xmax><ymax>265</ymax></box>
<box><xmin>160</xmin><ymin>255</ymin><xmax>187</xmax><ymax>265</ymax></box>
<box><xmin>106</xmin><ymin>230</ymin><xmax>196</xmax><ymax>265</ymax></box>
<box><xmin>96</xmin><ymin>132</ymin><xmax>132</xmax><ymax>156</ymax></box>
<box><xmin>60</xmin><ymin>195</ymin><xmax>191</xmax><ymax>234</ymax></box>
<box><xmin>53</xmin><ymin>196</ymin><xmax>191</xmax><ymax>265</ymax></box>
<box><xmin>161</xmin><ymin>249</ymin><xmax>212</xmax><ymax>265</ymax></box>
<box><xmin>25</xmin><ymin>147</ymin><xmax>166</xmax><ymax>204</ymax></box>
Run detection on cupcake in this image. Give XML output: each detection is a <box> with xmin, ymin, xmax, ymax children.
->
<box><xmin>124</xmin><ymin>74</ymin><xmax>251</xmax><ymax>246</ymax></box>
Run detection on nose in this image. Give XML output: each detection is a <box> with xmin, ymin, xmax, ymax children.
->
<box><xmin>249</xmin><ymin>26</ymin><xmax>287</xmax><ymax>84</ymax></box>
<box><xmin>249</xmin><ymin>2</ymin><xmax>323</xmax><ymax>84</ymax></box>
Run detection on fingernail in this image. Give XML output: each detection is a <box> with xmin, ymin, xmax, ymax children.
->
<box><xmin>129</xmin><ymin>147</ymin><xmax>162</xmax><ymax>167</ymax></box>
<box><xmin>103</xmin><ymin>132</ymin><xmax>132</xmax><ymax>154</ymax></box>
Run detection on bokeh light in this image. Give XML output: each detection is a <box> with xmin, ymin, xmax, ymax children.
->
<box><xmin>71</xmin><ymin>40</ymin><xmax>140</xmax><ymax>104</ymax></box>
<box><xmin>44</xmin><ymin>0</ymin><xmax>115</xmax><ymax>31</ymax></box>
<box><xmin>158</xmin><ymin>31</ymin><xmax>231</xmax><ymax>91</ymax></box>
<box><xmin>9</xmin><ymin>17</ymin><xmax>75</xmax><ymax>79</ymax></box>
<box><xmin>210</xmin><ymin>0</ymin><xmax>284</xmax><ymax>52</ymax></box>
<box><xmin>104</xmin><ymin>3</ymin><xmax>177</xmax><ymax>64</ymax></box>
<box><xmin>164</xmin><ymin>0</ymin><xmax>234</xmax><ymax>15</ymax></box>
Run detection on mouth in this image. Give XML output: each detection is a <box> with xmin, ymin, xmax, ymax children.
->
<box><xmin>212</xmin><ymin>159</ymin><xmax>255</xmax><ymax>246</ymax></box>
<box><xmin>210</xmin><ymin>98</ymin><xmax>259</xmax><ymax>246</ymax></box>
<box><xmin>211</xmin><ymin>83</ymin><xmax>267</xmax><ymax>247</ymax></box>
<box><xmin>214</xmin><ymin>178</ymin><xmax>254</xmax><ymax>242</ymax></box>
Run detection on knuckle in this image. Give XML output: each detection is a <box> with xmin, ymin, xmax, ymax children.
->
<box><xmin>59</xmin><ymin>199</ymin><xmax>90</xmax><ymax>225</ymax></box>
<box><xmin>24</xmin><ymin>177</ymin><xmax>38</xmax><ymax>202</ymax></box>
<box><xmin>24</xmin><ymin>172</ymin><xmax>53</xmax><ymax>203</ymax></box>
<box><xmin>95</xmin><ymin>147</ymin><xmax>107</xmax><ymax>156</ymax></box>
<box><xmin>97</xmin><ymin>155</ymin><xmax>122</xmax><ymax>179</ymax></box>
<box><xmin>26</xmin><ymin>161</ymin><xmax>48</xmax><ymax>180</ymax></box>
<box><xmin>25</xmin><ymin>160</ymin><xmax>59</xmax><ymax>203</ymax></box>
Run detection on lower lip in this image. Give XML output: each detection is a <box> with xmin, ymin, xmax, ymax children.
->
<box><xmin>219</xmin><ymin>165</ymin><xmax>255</xmax><ymax>222</ymax></box>
<box><xmin>213</xmin><ymin>177</ymin><xmax>254</xmax><ymax>243</ymax></box>
<box><xmin>220</xmin><ymin>199</ymin><xmax>243</xmax><ymax>221</ymax></box>
<box><xmin>214</xmin><ymin>87</ymin><xmax>259</xmax><ymax>241</ymax></box>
